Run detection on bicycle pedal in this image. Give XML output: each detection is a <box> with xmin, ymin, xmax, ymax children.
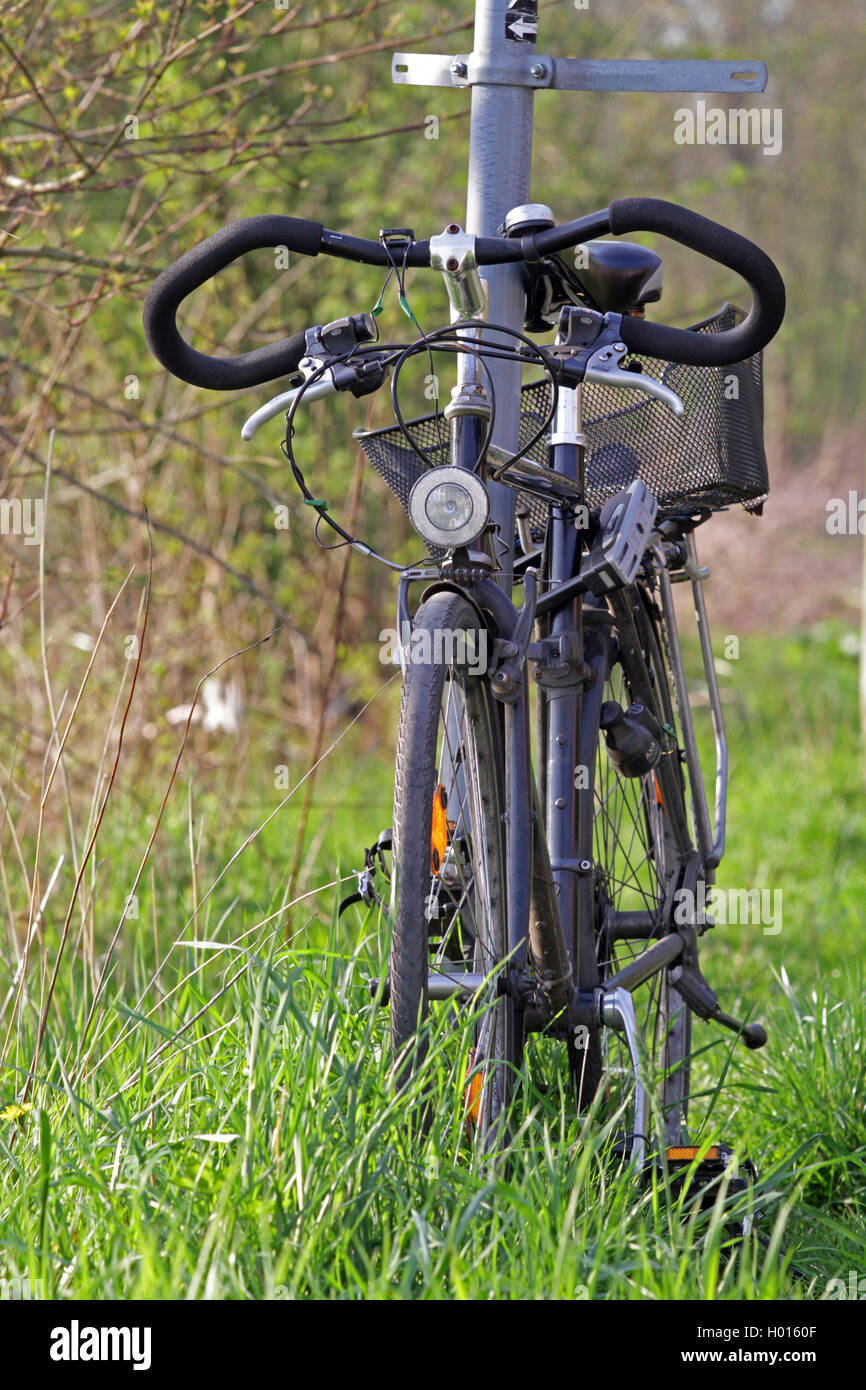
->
<box><xmin>580</xmin><ymin>479</ymin><xmax>659</xmax><ymax>596</ymax></box>
<box><xmin>661</xmin><ymin>1143</ymin><xmax>758</xmax><ymax>1240</ymax></box>
<box><xmin>337</xmin><ymin>827</ymin><xmax>391</xmax><ymax>918</ymax></box>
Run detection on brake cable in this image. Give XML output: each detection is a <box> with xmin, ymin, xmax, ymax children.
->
<box><xmin>281</xmin><ymin>356</ymin><xmax>404</xmax><ymax>570</ymax></box>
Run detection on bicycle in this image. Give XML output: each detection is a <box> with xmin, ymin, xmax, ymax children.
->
<box><xmin>143</xmin><ymin>190</ymin><xmax>783</xmax><ymax>1168</ymax></box>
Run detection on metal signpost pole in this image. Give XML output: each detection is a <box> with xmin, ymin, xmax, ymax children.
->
<box><xmin>462</xmin><ymin>0</ymin><xmax>538</xmax><ymax>589</ymax></box>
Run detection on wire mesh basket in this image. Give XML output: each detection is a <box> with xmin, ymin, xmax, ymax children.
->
<box><xmin>355</xmin><ymin>303</ymin><xmax>767</xmax><ymax>552</ymax></box>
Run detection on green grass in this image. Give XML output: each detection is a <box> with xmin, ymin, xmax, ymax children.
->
<box><xmin>1</xmin><ymin>624</ymin><xmax>865</xmax><ymax>1299</ymax></box>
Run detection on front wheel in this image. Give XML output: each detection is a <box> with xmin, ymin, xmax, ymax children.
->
<box><xmin>390</xmin><ymin>591</ymin><xmax>523</xmax><ymax>1152</ymax></box>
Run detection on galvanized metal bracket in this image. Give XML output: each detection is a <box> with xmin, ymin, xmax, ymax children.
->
<box><xmin>392</xmin><ymin>52</ymin><xmax>767</xmax><ymax>94</ymax></box>
<box><xmin>392</xmin><ymin>51</ymin><xmax>551</xmax><ymax>89</ymax></box>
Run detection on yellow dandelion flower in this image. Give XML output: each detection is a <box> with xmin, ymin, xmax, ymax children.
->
<box><xmin>0</xmin><ymin>1102</ymin><xmax>33</xmax><ymax>1121</ymax></box>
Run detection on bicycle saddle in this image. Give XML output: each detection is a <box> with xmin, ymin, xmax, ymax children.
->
<box><xmin>575</xmin><ymin>240</ymin><xmax>663</xmax><ymax>314</ymax></box>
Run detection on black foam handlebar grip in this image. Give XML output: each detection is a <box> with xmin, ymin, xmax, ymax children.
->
<box><xmin>607</xmin><ymin>197</ymin><xmax>785</xmax><ymax>366</ymax></box>
<box><xmin>143</xmin><ymin>215</ymin><xmax>323</xmax><ymax>389</ymax></box>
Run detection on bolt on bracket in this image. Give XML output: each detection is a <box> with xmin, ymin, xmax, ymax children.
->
<box><xmin>392</xmin><ymin>53</ymin><xmax>767</xmax><ymax>94</ymax></box>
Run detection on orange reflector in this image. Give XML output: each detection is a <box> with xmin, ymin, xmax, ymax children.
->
<box><xmin>654</xmin><ymin>772</ymin><xmax>665</xmax><ymax>811</ymax></box>
<box><xmin>431</xmin><ymin>784</ymin><xmax>448</xmax><ymax>874</ymax></box>
<box><xmin>666</xmin><ymin>1145</ymin><xmax>720</xmax><ymax>1162</ymax></box>
<box><xmin>464</xmin><ymin>1047</ymin><xmax>482</xmax><ymax>1129</ymax></box>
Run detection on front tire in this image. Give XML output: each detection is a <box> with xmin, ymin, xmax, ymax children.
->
<box><xmin>390</xmin><ymin>591</ymin><xmax>522</xmax><ymax>1151</ymax></box>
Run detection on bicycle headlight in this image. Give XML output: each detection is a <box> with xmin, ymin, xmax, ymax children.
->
<box><xmin>407</xmin><ymin>467</ymin><xmax>489</xmax><ymax>549</ymax></box>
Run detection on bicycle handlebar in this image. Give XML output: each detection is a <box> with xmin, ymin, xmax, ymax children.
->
<box><xmin>605</xmin><ymin>198</ymin><xmax>785</xmax><ymax>366</ymax></box>
<box><xmin>142</xmin><ymin>198</ymin><xmax>784</xmax><ymax>390</ymax></box>
<box><xmin>142</xmin><ymin>215</ymin><xmax>322</xmax><ymax>390</ymax></box>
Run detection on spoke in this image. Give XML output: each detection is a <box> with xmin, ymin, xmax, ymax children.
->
<box><xmin>432</xmin><ymin>680</ymin><xmax>477</xmax><ymax>916</ymax></box>
<box><xmin>594</xmin><ymin>790</ymin><xmax>659</xmax><ymax>915</ymax></box>
<box><xmin>593</xmin><ymin>629</ymin><xmax>686</xmax><ymax>1133</ymax></box>
<box><xmin>439</xmin><ymin>674</ymin><xmax>497</xmax><ymax>959</ymax></box>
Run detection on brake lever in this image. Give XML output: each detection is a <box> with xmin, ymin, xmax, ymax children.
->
<box><xmin>241</xmin><ymin>368</ymin><xmax>329</xmax><ymax>440</ymax></box>
<box><xmin>241</xmin><ymin>353</ymin><xmax>389</xmax><ymax>440</ymax></box>
<box><xmin>550</xmin><ymin>307</ymin><xmax>684</xmax><ymax>417</ymax></box>
<box><xmin>584</xmin><ymin>339</ymin><xmax>685</xmax><ymax>416</ymax></box>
